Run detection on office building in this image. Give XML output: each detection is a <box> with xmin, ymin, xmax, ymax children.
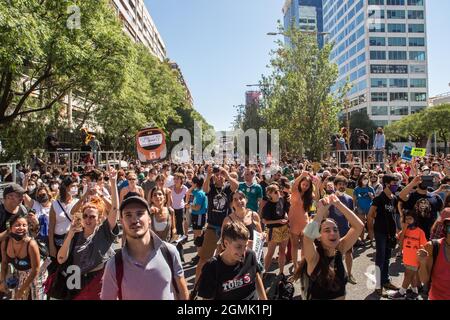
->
<box><xmin>283</xmin><ymin>0</ymin><xmax>324</xmax><ymax>47</ymax></box>
<box><xmin>323</xmin><ymin>0</ymin><xmax>428</xmax><ymax>128</ymax></box>
<box><xmin>111</xmin><ymin>0</ymin><xmax>166</xmax><ymax>61</ymax></box>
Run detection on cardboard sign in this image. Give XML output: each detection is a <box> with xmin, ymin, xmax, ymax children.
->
<box><xmin>401</xmin><ymin>146</ymin><xmax>412</xmax><ymax>162</ymax></box>
<box><xmin>411</xmin><ymin>148</ymin><xmax>426</xmax><ymax>157</ymax></box>
<box><xmin>252</xmin><ymin>231</ymin><xmax>264</xmax><ymax>262</ymax></box>
<box><xmin>312</xmin><ymin>162</ymin><xmax>321</xmax><ymax>173</ymax></box>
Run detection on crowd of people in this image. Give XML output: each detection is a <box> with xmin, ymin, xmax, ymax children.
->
<box><xmin>0</xmin><ymin>152</ymin><xmax>449</xmax><ymax>300</ymax></box>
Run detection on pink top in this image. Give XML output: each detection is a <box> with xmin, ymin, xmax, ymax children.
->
<box><xmin>288</xmin><ymin>179</ymin><xmax>309</xmax><ymax>235</ymax></box>
<box><xmin>429</xmin><ymin>238</ymin><xmax>450</xmax><ymax>301</ymax></box>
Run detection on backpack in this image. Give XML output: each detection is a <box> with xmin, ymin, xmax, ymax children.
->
<box><xmin>114</xmin><ymin>241</ymin><xmax>180</xmax><ymax>300</ymax></box>
<box><xmin>267</xmin><ymin>274</ymin><xmax>295</xmax><ymax>300</ymax></box>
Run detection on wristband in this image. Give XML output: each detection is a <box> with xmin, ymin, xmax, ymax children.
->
<box><xmin>303</xmin><ymin>220</ymin><xmax>321</xmax><ymax>240</ymax></box>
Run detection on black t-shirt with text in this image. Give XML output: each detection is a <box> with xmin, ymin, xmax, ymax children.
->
<box><xmin>402</xmin><ymin>192</ymin><xmax>443</xmax><ymax>240</ymax></box>
<box><xmin>197</xmin><ymin>250</ymin><xmax>260</xmax><ymax>300</ymax></box>
<box><xmin>372</xmin><ymin>192</ymin><xmax>397</xmax><ymax>236</ymax></box>
<box><xmin>206</xmin><ymin>181</ymin><xmax>233</xmax><ymax>227</ymax></box>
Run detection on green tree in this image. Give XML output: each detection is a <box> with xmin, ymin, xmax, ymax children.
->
<box><xmin>423</xmin><ymin>104</ymin><xmax>450</xmax><ymax>154</ymax></box>
<box><xmin>0</xmin><ymin>0</ymin><xmax>131</xmax><ymax>126</ymax></box>
<box><xmin>340</xmin><ymin>110</ymin><xmax>378</xmax><ymax>148</ymax></box>
<box><xmin>260</xmin><ymin>25</ymin><xmax>348</xmax><ymax>161</ymax></box>
<box><xmin>384</xmin><ymin>111</ymin><xmax>429</xmax><ymax>148</ymax></box>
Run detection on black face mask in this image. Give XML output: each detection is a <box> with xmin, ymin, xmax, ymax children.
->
<box><xmin>10</xmin><ymin>232</ymin><xmax>25</xmax><ymax>241</ymax></box>
<box><xmin>418</xmin><ymin>184</ymin><xmax>427</xmax><ymax>191</ymax></box>
<box><xmin>37</xmin><ymin>194</ymin><xmax>49</xmax><ymax>204</ymax></box>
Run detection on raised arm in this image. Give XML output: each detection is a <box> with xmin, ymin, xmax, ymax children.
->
<box><xmin>399</xmin><ymin>175</ymin><xmax>421</xmax><ymax>202</ymax></box>
<box><xmin>107</xmin><ymin>167</ymin><xmax>119</xmax><ymax>231</ymax></box>
<box><xmin>222</xmin><ymin>168</ymin><xmax>239</xmax><ymax>192</ymax></box>
<box><xmin>203</xmin><ymin>167</ymin><xmax>213</xmax><ymax>194</ymax></box>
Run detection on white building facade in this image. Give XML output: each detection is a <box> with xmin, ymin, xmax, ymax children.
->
<box><xmin>111</xmin><ymin>0</ymin><xmax>166</xmax><ymax>61</ymax></box>
<box><xmin>324</xmin><ymin>0</ymin><xmax>429</xmax><ymax>128</ymax></box>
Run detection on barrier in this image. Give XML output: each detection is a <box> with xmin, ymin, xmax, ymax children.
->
<box><xmin>331</xmin><ymin>150</ymin><xmax>386</xmax><ymax>168</ymax></box>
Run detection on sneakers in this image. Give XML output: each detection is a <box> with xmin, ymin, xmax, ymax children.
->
<box><xmin>348</xmin><ymin>275</ymin><xmax>357</xmax><ymax>285</ymax></box>
<box><xmin>354</xmin><ymin>240</ymin><xmax>364</xmax><ymax>247</ymax></box>
<box><xmin>383</xmin><ymin>282</ymin><xmax>399</xmax><ymax>291</ymax></box>
<box><xmin>406</xmin><ymin>291</ymin><xmax>419</xmax><ymax>300</ymax></box>
<box><xmin>388</xmin><ymin>291</ymin><xmax>406</xmax><ymax>300</ymax></box>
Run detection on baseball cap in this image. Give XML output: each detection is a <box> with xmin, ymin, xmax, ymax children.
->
<box><xmin>119</xmin><ymin>195</ymin><xmax>150</xmax><ymax>215</ymax></box>
<box><xmin>3</xmin><ymin>184</ymin><xmax>26</xmax><ymax>197</ymax></box>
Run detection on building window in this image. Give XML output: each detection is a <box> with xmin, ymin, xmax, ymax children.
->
<box><xmin>370</xmin><ymin>37</ymin><xmax>386</xmax><ymax>46</ymax></box>
<box><xmin>389</xmin><ymin>79</ymin><xmax>408</xmax><ymax>88</ymax></box>
<box><xmin>410</xmin><ymin>79</ymin><xmax>427</xmax><ymax>88</ymax></box>
<box><xmin>373</xmin><ymin>120</ymin><xmax>389</xmax><ymax>127</ymax></box>
<box><xmin>410</xmin><ymin>65</ymin><xmax>426</xmax><ymax>73</ymax></box>
<box><xmin>388</xmin><ymin>24</ymin><xmax>406</xmax><ymax>33</ymax></box>
<box><xmin>369</xmin><ymin>10</ymin><xmax>385</xmax><ymax>19</ymax></box>
<box><xmin>410</xmin><ymin>51</ymin><xmax>426</xmax><ymax>61</ymax></box>
<box><xmin>389</xmin><ymin>51</ymin><xmax>407</xmax><ymax>60</ymax></box>
<box><xmin>372</xmin><ymin>92</ymin><xmax>388</xmax><ymax>102</ymax></box>
<box><xmin>408</xmin><ymin>0</ymin><xmax>424</xmax><ymax>5</ymax></box>
<box><xmin>371</xmin><ymin>79</ymin><xmax>388</xmax><ymax>88</ymax></box>
<box><xmin>391</xmin><ymin>106</ymin><xmax>409</xmax><ymax>116</ymax></box>
<box><xmin>408</xmin><ymin>24</ymin><xmax>425</xmax><ymax>33</ymax></box>
<box><xmin>388</xmin><ymin>37</ymin><xmax>406</xmax><ymax>46</ymax></box>
<box><xmin>409</xmin><ymin>37</ymin><xmax>425</xmax><ymax>47</ymax></box>
<box><xmin>411</xmin><ymin>92</ymin><xmax>427</xmax><ymax>102</ymax></box>
<box><xmin>372</xmin><ymin>106</ymin><xmax>389</xmax><ymax>116</ymax></box>
<box><xmin>408</xmin><ymin>10</ymin><xmax>424</xmax><ymax>19</ymax></box>
<box><xmin>369</xmin><ymin>23</ymin><xmax>386</xmax><ymax>33</ymax></box>
<box><xmin>390</xmin><ymin>92</ymin><xmax>409</xmax><ymax>101</ymax></box>
<box><xmin>387</xmin><ymin>10</ymin><xmax>405</xmax><ymax>19</ymax></box>
<box><xmin>370</xmin><ymin>51</ymin><xmax>386</xmax><ymax>60</ymax></box>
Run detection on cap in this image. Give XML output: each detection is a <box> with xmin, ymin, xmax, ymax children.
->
<box><xmin>119</xmin><ymin>196</ymin><xmax>150</xmax><ymax>214</ymax></box>
<box><xmin>3</xmin><ymin>184</ymin><xmax>26</xmax><ymax>197</ymax></box>
<box><xmin>421</xmin><ymin>166</ymin><xmax>430</xmax><ymax>171</ymax></box>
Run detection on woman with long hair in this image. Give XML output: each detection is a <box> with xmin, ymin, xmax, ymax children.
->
<box><xmin>149</xmin><ymin>187</ymin><xmax>176</xmax><ymax>242</ymax></box>
<box><xmin>48</xmin><ymin>176</ymin><xmax>79</xmax><ymax>272</ymax></box>
<box><xmin>55</xmin><ymin>167</ymin><xmax>119</xmax><ymax>300</ymax></box>
<box><xmin>0</xmin><ymin>214</ymin><xmax>41</xmax><ymax>300</ymax></box>
<box><xmin>288</xmin><ymin>171</ymin><xmax>320</xmax><ymax>271</ymax></box>
<box><xmin>119</xmin><ymin>171</ymin><xmax>144</xmax><ymax>203</ymax></box>
<box><xmin>293</xmin><ymin>195</ymin><xmax>363</xmax><ymax>300</ymax></box>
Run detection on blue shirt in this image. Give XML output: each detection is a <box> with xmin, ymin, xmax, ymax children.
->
<box><xmin>374</xmin><ymin>133</ymin><xmax>385</xmax><ymax>149</ymax></box>
<box><xmin>328</xmin><ymin>194</ymin><xmax>354</xmax><ymax>237</ymax></box>
<box><xmin>353</xmin><ymin>186</ymin><xmax>375</xmax><ymax>213</ymax></box>
<box><xmin>192</xmin><ymin>189</ymin><xmax>207</xmax><ymax>215</ymax></box>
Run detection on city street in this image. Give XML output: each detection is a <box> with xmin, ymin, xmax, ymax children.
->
<box><xmin>179</xmin><ymin>235</ymin><xmax>415</xmax><ymax>301</ymax></box>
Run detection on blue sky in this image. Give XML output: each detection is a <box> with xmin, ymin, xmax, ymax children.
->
<box><xmin>145</xmin><ymin>0</ymin><xmax>450</xmax><ymax>131</ymax></box>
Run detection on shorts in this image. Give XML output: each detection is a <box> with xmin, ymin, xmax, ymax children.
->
<box><xmin>191</xmin><ymin>214</ymin><xmax>206</xmax><ymax>230</ymax></box>
<box><xmin>267</xmin><ymin>225</ymin><xmax>290</xmax><ymax>243</ymax></box>
<box><xmin>356</xmin><ymin>208</ymin><xmax>369</xmax><ymax>216</ymax></box>
<box><xmin>199</xmin><ymin>226</ymin><xmax>221</xmax><ymax>260</ymax></box>
<box><xmin>405</xmin><ymin>265</ymin><xmax>418</xmax><ymax>272</ymax></box>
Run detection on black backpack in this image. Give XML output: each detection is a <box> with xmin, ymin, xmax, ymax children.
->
<box><xmin>267</xmin><ymin>274</ymin><xmax>295</xmax><ymax>300</ymax></box>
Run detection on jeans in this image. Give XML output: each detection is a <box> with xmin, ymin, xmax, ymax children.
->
<box><xmin>375</xmin><ymin>232</ymin><xmax>392</xmax><ymax>287</ymax></box>
<box><xmin>375</xmin><ymin>150</ymin><xmax>384</xmax><ymax>166</ymax></box>
<box><xmin>174</xmin><ymin>208</ymin><xmax>185</xmax><ymax>235</ymax></box>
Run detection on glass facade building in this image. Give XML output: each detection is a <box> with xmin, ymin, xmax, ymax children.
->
<box><xmin>283</xmin><ymin>0</ymin><xmax>325</xmax><ymax>48</ymax></box>
<box><xmin>322</xmin><ymin>0</ymin><xmax>428</xmax><ymax>127</ymax></box>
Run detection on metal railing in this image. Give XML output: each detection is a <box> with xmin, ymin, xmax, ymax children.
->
<box><xmin>44</xmin><ymin>151</ymin><xmax>125</xmax><ymax>171</ymax></box>
<box><xmin>330</xmin><ymin>150</ymin><xmax>387</xmax><ymax>168</ymax></box>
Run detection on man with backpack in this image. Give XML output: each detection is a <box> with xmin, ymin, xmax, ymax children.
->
<box><xmin>417</xmin><ymin>217</ymin><xmax>450</xmax><ymax>300</ymax></box>
<box><xmin>100</xmin><ymin>195</ymin><xmax>189</xmax><ymax>300</ymax></box>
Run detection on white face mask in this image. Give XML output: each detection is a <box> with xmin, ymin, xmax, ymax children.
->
<box><xmin>51</xmin><ymin>184</ymin><xmax>59</xmax><ymax>191</ymax></box>
<box><xmin>28</xmin><ymin>186</ymin><xmax>36</xmax><ymax>193</ymax></box>
<box><xmin>70</xmin><ymin>187</ymin><xmax>78</xmax><ymax>196</ymax></box>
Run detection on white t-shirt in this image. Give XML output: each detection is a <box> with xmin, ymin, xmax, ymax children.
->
<box><xmin>164</xmin><ymin>175</ymin><xmax>175</xmax><ymax>189</ymax></box>
<box><xmin>52</xmin><ymin>198</ymin><xmax>79</xmax><ymax>235</ymax></box>
<box><xmin>32</xmin><ymin>201</ymin><xmax>51</xmax><ymax>220</ymax></box>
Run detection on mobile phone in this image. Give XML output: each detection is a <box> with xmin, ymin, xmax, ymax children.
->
<box><xmin>213</xmin><ymin>165</ymin><xmax>220</xmax><ymax>174</ymax></box>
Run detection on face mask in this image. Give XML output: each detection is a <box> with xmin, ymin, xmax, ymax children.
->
<box><xmin>445</xmin><ymin>224</ymin><xmax>450</xmax><ymax>236</ymax></box>
<box><xmin>10</xmin><ymin>232</ymin><xmax>25</xmax><ymax>241</ymax></box>
<box><xmin>89</xmin><ymin>182</ymin><xmax>97</xmax><ymax>189</ymax></box>
<box><xmin>37</xmin><ymin>194</ymin><xmax>49</xmax><ymax>204</ymax></box>
<box><xmin>389</xmin><ymin>185</ymin><xmax>399</xmax><ymax>193</ymax></box>
<box><xmin>70</xmin><ymin>187</ymin><xmax>78</xmax><ymax>196</ymax></box>
<box><xmin>362</xmin><ymin>180</ymin><xmax>369</xmax><ymax>186</ymax></box>
<box><xmin>28</xmin><ymin>186</ymin><xmax>36</xmax><ymax>193</ymax></box>
<box><xmin>407</xmin><ymin>222</ymin><xmax>416</xmax><ymax>229</ymax></box>
<box><xmin>265</xmin><ymin>173</ymin><xmax>271</xmax><ymax>180</ymax></box>
<box><xmin>325</xmin><ymin>189</ymin><xmax>334</xmax><ymax>195</ymax></box>
<box><xmin>51</xmin><ymin>184</ymin><xmax>59</xmax><ymax>191</ymax></box>
<box><xmin>418</xmin><ymin>183</ymin><xmax>427</xmax><ymax>191</ymax></box>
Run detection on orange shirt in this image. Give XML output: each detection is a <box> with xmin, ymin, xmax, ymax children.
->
<box><xmin>402</xmin><ymin>227</ymin><xmax>427</xmax><ymax>267</ymax></box>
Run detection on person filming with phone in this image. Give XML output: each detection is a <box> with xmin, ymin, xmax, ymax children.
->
<box><xmin>399</xmin><ymin>173</ymin><xmax>444</xmax><ymax>240</ymax></box>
